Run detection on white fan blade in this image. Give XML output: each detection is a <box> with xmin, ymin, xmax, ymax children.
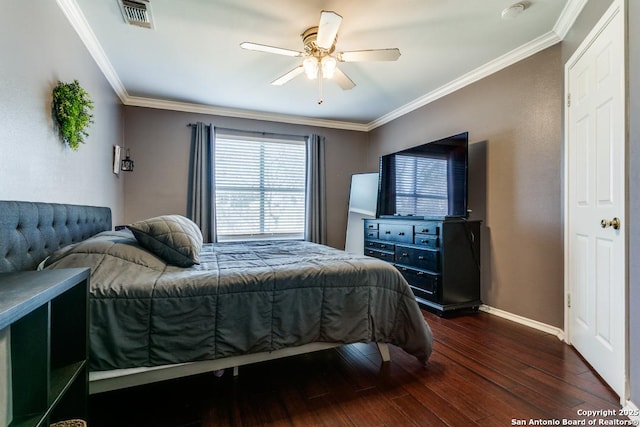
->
<box><xmin>271</xmin><ymin>66</ymin><xmax>304</xmax><ymax>85</ymax></box>
<box><xmin>338</xmin><ymin>48</ymin><xmax>401</xmax><ymax>62</ymax></box>
<box><xmin>333</xmin><ymin>67</ymin><xmax>355</xmax><ymax>90</ymax></box>
<box><xmin>240</xmin><ymin>42</ymin><xmax>302</xmax><ymax>57</ymax></box>
<box><xmin>316</xmin><ymin>11</ymin><xmax>342</xmax><ymax>50</ymax></box>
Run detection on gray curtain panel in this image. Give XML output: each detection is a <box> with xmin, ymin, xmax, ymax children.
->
<box><xmin>187</xmin><ymin>122</ymin><xmax>217</xmax><ymax>243</ymax></box>
<box><xmin>305</xmin><ymin>134</ymin><xmax>327</xmax><ymax>244</ymax></box>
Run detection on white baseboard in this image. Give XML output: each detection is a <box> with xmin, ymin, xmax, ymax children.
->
<box><xmin>623</xmin><ymin>400</ymin><xmax>640</xmax><ymax>424</ymax></box>
<box><xmin>479</xmin><ymin>305</ymin><xmax>640</xmax><ymax>414</ymax></box>
<box><xmin>479</xmin><ymin>304</ymin><xmax>565</xmax><ymax>340</ymax></box>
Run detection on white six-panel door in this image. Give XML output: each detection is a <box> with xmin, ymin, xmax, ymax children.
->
<box><xmin>565</xmin><ymin>0</ymin><xmax>626</xmax><ymax>402</ymax></box>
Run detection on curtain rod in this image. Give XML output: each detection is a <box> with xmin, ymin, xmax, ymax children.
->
<box><xmin>187</xmin><ymin>123</ymin><xmax>307</xmax><ymax>140</ymax></box>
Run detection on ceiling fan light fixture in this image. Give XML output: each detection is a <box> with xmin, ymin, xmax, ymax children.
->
<box><xmin>321</xmin><ymin>56</ymin><xmax>337</xmax><ymax>79</ymax></box>
<box><xmin>241</xmin><ymin>9</ymin><xmax>399</xmax><ymax>103</ymax></box>
<box><xmin>303</xmin><ymin>57</ymin><xmax>319</xmax><ymax>79</ymax></box>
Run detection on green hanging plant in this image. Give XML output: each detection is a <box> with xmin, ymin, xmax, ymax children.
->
<box><xmin>52</xmin><ymin>80</ymin><xmax>94</xmax><ymax>151</ymax></box>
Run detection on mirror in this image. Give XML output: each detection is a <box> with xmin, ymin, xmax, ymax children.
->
<box><xmin>344</xmin><ymin>172</ymin><xmax>378</xmax><ymax>254</ymax></box>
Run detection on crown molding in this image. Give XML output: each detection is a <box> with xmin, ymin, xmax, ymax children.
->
<box><xmin>553</xmin><ymin>0</ymin><xmax>589</xmax><ymax>40</ymax></box>
<box><xmin>124</xmin><ymin>96</ymin><xmax>370</xmax><ymax>131</ymax></box>
<box><xmin>58</xmin><ymin>0</ymin><xmax>583</xmax><ymax>133</ymax></box>
<box><xmin>366</xmin><ymin>0</ymin><xmax>586</xmax><ymax>130</ymax></box>
<box><xmin>56</xmin><ymin>0</ymin><xmax>129</xmax><ymax>104</ymax></box>
<box><xmin>56</xmin><ymin>0</ymin><xmax>368</xmax><ymax>131</ymax></box>
<box><xmin>366</xmin><ymin>29</ymin><xmax>561</xmax><ymax>130</ymax></box>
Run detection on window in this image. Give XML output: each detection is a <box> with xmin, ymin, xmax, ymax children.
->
<box><xmin>214</xmin><ymin>133</ymin><xmax>306</xmax><ymax>241</ymax></box>
<box><xmin>395</xmin><ymin>154</ymin><xmax>448</xmax><ymax>217</ymax></box>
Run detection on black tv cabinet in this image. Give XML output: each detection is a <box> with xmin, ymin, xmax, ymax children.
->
<box><xmin>364</xmin><ymin>218</ymin><xmax>481</xmax><ymax>315</ymax></box>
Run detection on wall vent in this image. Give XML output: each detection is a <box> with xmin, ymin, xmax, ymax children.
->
<box><xmin>118</xmin><ymin>0</ymin><xmax>153</xmax><ymax>29</ymax></box>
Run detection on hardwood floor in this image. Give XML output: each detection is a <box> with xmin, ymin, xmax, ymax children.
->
<box><xmin>88</xmin><ymin>311</ymin><xmax>627</xmax><ymax>426</ymax></box>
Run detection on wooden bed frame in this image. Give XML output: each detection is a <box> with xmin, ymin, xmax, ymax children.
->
<box><xmin>0</xmin><ymin>201</ymin><xmax>392</xmax><ymax>395</ymax></box>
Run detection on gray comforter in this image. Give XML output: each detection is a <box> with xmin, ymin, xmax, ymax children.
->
<box><xmin>45</xmin><ymin>231</ymin><xmax>433</xmax><ymax>371</ymax></box>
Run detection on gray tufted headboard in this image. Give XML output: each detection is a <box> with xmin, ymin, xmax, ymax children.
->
<box><xmin>0</xmin><ymin>201</ymin><xmax>112</xmax><ymax>273</ymax></box>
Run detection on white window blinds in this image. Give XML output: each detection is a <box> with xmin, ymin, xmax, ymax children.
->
<box><xmin>215</xmin><ymin>133</ymin><xmax>306</xmax><ymax>241</ymax></box>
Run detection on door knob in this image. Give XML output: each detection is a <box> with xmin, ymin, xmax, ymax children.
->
<box><xmin>601</xmin><ymin>217</ymin><xmax>621</xmax><ymax>230</ymax></box>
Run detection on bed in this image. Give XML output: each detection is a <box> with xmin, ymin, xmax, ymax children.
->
<box><xmin>0</xmin><ymin>201</ymin><xmax>433</xmax><ymax>394</ymax></box>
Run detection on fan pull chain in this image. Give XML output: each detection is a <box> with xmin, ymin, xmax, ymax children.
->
<box><xmin>317</xmin><ymin>68</ymin><xmax>324</xmax><ymax>104</ymax></box>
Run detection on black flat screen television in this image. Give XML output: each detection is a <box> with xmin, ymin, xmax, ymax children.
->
<box><xmin>376</xmin><ymin>132</ymin><xmax>469</xmax><ymax>219</ymax></box>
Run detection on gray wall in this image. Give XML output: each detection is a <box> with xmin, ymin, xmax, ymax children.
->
<box><xmin>122</xmin><ymin>106</ymin><xmax>369</xmax><ymax>249</ymax></box>
<box><xmin>368</xmin><ymin>45</ymin><xmax>564</xmax><ymax>327</ymax></box>
<box><xmin>1</xmin><ymin>0</ymin><xmax>636</xmax><ymax>407</ymax></box>
<box><xmin>366</xmin><ymin>0</ymin><xmax>639</xmax><ymax>404</ymax></box>
<box><xmin>0</xmin><ymin>1</ymin><xmax>125</xmax><ymax>224</ymax></box>
<box><xmin>0</xmin><ymin>2</ymin><xmax>125</xmax><ymax>423</ymax></box>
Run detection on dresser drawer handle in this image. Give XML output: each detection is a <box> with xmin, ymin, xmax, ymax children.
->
<box><xmin>398</xmin><ymin>232</ymin><xmax>405</xmax><ymax>236</ymax></box>
<box><xmin>421</xmin><ymin>229</ymin><xmax>429</xmax><ymax>233</ymax></box>
<box><xmin>418</xmin><ymin>255</ymin><xmax>424</xmax><ymax>260</ymax></box>
<box><xmin>420</xmin><ymin>239</ymin><xmax>428</xmax><ymax>244</ymax></box>
<box><xmin>401</xmin><ymin>252</ymin><xmax>408</xmax><ymax>257</ymax></box>
<box><xmin>380</xmin><ymin>244</ymin><xmax>386</xmax><ymax>248</ymax></box>
<box><xmin>417</xmin><ymin>271</ymin><xmax>424</xmax><ymax>276</ymax></box>
<box><xmin>385</xmin><ymin>231</ymin><xmax>391</xmax><ymax>234</ymax></box>
<box><xmin>368</xmin><ymin>225</ymin><xmax>375</xmax><ymax>229</ymax></box>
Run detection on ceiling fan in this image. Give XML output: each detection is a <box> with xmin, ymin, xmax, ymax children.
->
<box><xmin>240</xmin><ymin>10</ymin><xmax>401</xmax><ymax>104</ymax></box>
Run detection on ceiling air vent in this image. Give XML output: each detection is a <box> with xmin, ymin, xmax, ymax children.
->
<box><xmin>118</xmin><ymin>0</ymin><xmax>153</xmax><ymax>29</ymax></box>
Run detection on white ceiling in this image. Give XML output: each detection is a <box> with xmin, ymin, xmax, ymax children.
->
<box><xmin>61</xmin><ymin>0</ymin><xmax>584</xmax><ymax>131</ymax></box>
